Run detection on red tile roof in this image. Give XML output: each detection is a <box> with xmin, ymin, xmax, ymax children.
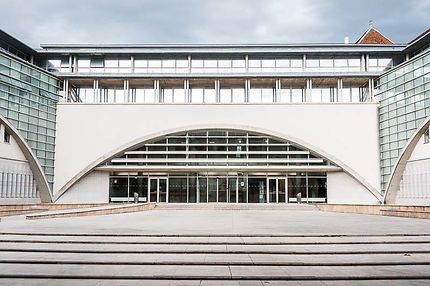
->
<box><xmin>356</xmin><ymin>27</ymin><xmax>394</xmax><ymax>45</ymax></box>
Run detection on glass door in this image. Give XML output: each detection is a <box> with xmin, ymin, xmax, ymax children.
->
<box><xmin>148</xmin><ymin>177</ymin><xmax>168</xmax><ymax>203</ymax></box>
<box><xmin>267</xmin><ymin>178</ymin><xmax>287</xmax><ymax>203</ymax></box>
<box><xmin>149</xmin><ymin>178</ymin><xmax>157</xmax><ymax>203</ymax></box>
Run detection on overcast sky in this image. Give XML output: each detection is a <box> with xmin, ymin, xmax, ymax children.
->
<box><xmin>1</xmin><ymin>0</ymin><xmax>429</xmax><ymax>48</ymax></box>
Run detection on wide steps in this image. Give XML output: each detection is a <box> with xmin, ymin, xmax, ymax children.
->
<box><xmin>0</xmin><ymin>233</ymin><xmax>430</xmax><ymax>285</ymax></box>
<box><xmin>155</xmin><ymin>203</ymin><xmax>318</xmax><ymax>210</ymax></box>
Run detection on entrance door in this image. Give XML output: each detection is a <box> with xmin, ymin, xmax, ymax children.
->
<box><xmin>148</xmin><ymin>178</ymin><xmax>168</xmax><ymax>203</ymax></box>
<box><xmin>267</xmin><ymin>178</ymin><xmax>286</xmax><ymax>203</ymax></box>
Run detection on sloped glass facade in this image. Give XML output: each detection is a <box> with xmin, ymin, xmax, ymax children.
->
<box><xmin>0</xmin><ymin>50</ymin><xmax>60</xmax><ymax>188</ymax></box>
<box><xmin>376</xmin><ymin>50</ymin><xmax>430</xmax><ymax>190</ymax></box>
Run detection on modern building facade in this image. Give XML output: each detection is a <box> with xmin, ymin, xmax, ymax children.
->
<box><xmin>0</xmin><ymin>27</ymin><xmax>429</xmax><ymax>205</ymax></box>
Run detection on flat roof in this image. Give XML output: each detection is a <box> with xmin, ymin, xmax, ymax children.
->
<box><xmin>36</xmin><ymin>43</ymin><xmax>406</xmax><ymax>56</ymax></box>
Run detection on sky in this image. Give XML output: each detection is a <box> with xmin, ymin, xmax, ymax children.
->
<box><xmin>1</xmin><ymin>0</ymin><xmax>429</xmax><ymax>48</ymax></box>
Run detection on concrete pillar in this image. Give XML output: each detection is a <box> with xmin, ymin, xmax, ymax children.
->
<box><xmin>188</xmin><ymin>55</ymin><xmax>192</xmax><ymax>73</ymax></box>
<box><xmin>64</xmin><ymin>79</ymin><xmax>69</xmax><ymax>102</ymax></box>
<box><xmin>337</xmin><ymin>78</ymin><xmax>343</xmax><ymax>102</ymax></box>
<box><xmin>306</xmin><ymin>79</ymin><xmax>312</xmax><ymax>102</ymax></box>
<box><xmin>365</xmin><ymin>54</ymin><xmax>369</xmax><ymax>72</ymax></box>
<box><xmin>215</xmin><ymin>80</ymin><xmax>220</xmax><ymax>103</ymax></box>
<box><xmin>154</xmin><ymin>80</ymin><xmax>160</xmax><ymax>103</ymax></box>
<box><xmin>124</xmin><ymin>79</ymin><xmax>130</xmax><ymax>103</ymax></box>
<box><xmin>303</xmin><ymin>54</ymin><xmax>306</xmax><ymax>72</ymax></box>
<box><xmin>73</xmin><ymin>56</ymin><xmax>78</xmax><ymax>73</ymax></box>
<box><xmin>245</xmin><ymin>55</ymin><xmax>249</xmax><ymax>73</ymax></box>
<box><xmin>130</xmin><ymin>56</ymin><xmax>135</xmax><ymax>73</ymax></box>
<box><xmin>360</xmin><ymin>54</ymin><xmax>366</xmax><ymax>72</ymax></box>
<box><xmin>68</xmin><ymin>55</ymin><xmax>73</xmax><ymax>72</ymax></box>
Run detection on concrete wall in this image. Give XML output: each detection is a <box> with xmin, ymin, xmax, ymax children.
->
<box><xmin>0</xmin><ymin>124</ymin><xmax>40</xmax><ymax>204</ymax></box>
<box><xmin>53</xmin><ymin>103</ymin><xmax>381</xmax><ymax>201</ymax></box>
<box><xmin>56</xmin><ymin>171</ymin><xmax>109</xmax><ymax>204</ymax></box>
<box><xmin>327</xmin><ymin>172</ymin><xmax>380</xmax><ymax>204</ymax></box>
<box><xmin>396</xmin><ymin>134</ymin><xmax>430</xmax><ymax>205</ymax></box>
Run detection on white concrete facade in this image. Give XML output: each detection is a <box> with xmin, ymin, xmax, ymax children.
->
<box><xmin>0</xmin><ymin>124</ymin><xmax>40</xmax><ymax>204</ymax></box>
<box><xmin>53</xmin><ymin>102</ymin><xmax>381</xmax><ymax>204</ymax></box>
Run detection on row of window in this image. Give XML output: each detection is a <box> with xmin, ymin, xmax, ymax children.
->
<box><xmin>76</xmin><ymin>87</ymin><xmax>367</xmax><ymax>104</ymax></box>
<box><xmin>45</xmin><ymin>56</ymin><xmax>394</xmax><ymax>73</ymax></box>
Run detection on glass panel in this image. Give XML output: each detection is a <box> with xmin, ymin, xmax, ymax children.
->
<box><xmin>288</xmin><ymin>176</ymin><xmax>307</xmax><ymax>203</ymax></box>
<box><xmin>159</xmin><ymin>178</ymin><xmax>167</xmax><ymax>202</ymax></box>
<box><xmin>248</xmin><ymin>178</ymin><xmax>266</xmax><ymax>203</ymax></box>
<box><xmin>198</xmin><ymin>176</ymin><xmax>207</xmax><ymax>203</ymax></box>
<box><xmin>218</xmin><ymin>177</ymin><xmax>228</xmax><ymax>202</ymax></box>
<box><xmin>228</xmin><ymin>177</ymin><xmax>237</xmax><ymax>203</ymax></box>
<box><xmin>208</xmin><ymin>177</ymin><xmax>217</xmax><ymax>202</ymax></box>
<box><xmin>308</xmin><ymin>177</ymin><xmax>327</xmax><ymax>203</ymax></box>
<box><xmin>278</xmin><ymin>179</ymin><xmax>286</xmax><ymax>203</ymax></box>
<box><xmin>169</xmin><ymin>177</ymin><xmax>187</xmax><ymax>203</ymax></box>
<box><xmin>188</xmin><ymin>176</ymin><xmax>197</xmax><ymax>203</ymax></box>
<box><xmin>129</xmin><ymin>176</ymin><xmax>148</xmax><ymax>202</ymax></box>
<box><xmin>149</xmin><ymin>179</ymin><xmax>157</xmax><ymax>202</ymax></box>
<box><xmin>109</xmin><ymin>177</ymin><xmax>128</xmax><ymax>201</ymax></box>
<box><xmin>268</xmin><ymin>179</ymin><xmax>277</xmax><ymax>203</ymax></box>
<box><xmin>238</xmin><ymin>174</ymin><xmax>247</xmax><ymax>203</ymax></box>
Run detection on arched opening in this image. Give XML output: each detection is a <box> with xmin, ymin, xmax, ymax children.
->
<box><xmin>99</xmin><ymin>128</ymin><xmax>338</xmax><ymax>204</ymax></box>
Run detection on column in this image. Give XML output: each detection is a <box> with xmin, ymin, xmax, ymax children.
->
<box><xmin>337</xmin><ymin>78</ymin><xmax>343</xmax><ymax>102</ymax></box>
<box><xmin>130</xmin><ymin>56</ymin><xmax>135</xmax><ymax>73</ymax></box>
<box><xmin>302</xmin><ymin>54</ymin><xmax>307</xmax><ymax>72</ymax></box>
<box><xmin>188</xmin><ymin>55</ymin><xmax>192</xmax><ymax>73</ymax></box>
<box><xmin>93</xmin><ymin>79</ymin><xmax>99</xmax><ymax>103</ymax></box>
<box><xmin>124</xmin><ymin>79</ymin><xmax>130</xmax><ymax>103</ymax></box>
<box><xmin>245</xmin><ymin>79</ymin><xmax>251</xmax><ymax>102</ymax></box>
<box><xmin>305</xmin><ymin>79</ymin><xmax>312</xmax><ymax>102</ymax></box>
<box><xmin>360</xmin><ymin>54</ymin><xmax>366</xmax><ymax>72</ymax></box>
<box><xmin>184</xmin><ymin>80</ymin><xmax>190</xmax><ymax>103</ymax></box>
<box><xmin>215</xmin><ymin>80</ymin><xmax>220</xmax><ymax>103</ymax></box>
<box><xmin>368</xmin><ymin>78</ymin><xmax>374</xmax><ymax>101</ymax></box>
<box><xmin>73</xmin><ymin>56</ymin><xmax>78</xmax><ymax>73</ymax></box>
<box><xmin>154</xmin><ymin>80</ymin><xmax>160</xmax><ymax>103</ymax></box>
<box><xmin>245</xmin><ymin>55</ymin><xmax>249</xmax><ymax>73</ymax></box>
<box><xmin>275</xmin><ymin>79</ymin><xmax>282</xmax><ymax>103</ymax></box>
<box><xmin>64</xmin><ymin>79</ymin><xmax>69</xmax><ymax>102</ymax></box>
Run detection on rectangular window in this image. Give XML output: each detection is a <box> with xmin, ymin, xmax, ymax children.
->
<box><xmin>4</xmin><ymin>130</ymin><xmax>10</xmax><ymax>143</ymax></box>
<box><xmin>424</xmin><ymin>128</ymin><xmax>430</xmax><ymax>144</ymax></box>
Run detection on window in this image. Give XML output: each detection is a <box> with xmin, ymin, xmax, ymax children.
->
<box><xmin>4</xmin><ymin>129</ymin><xmax>10</xmax><ymax>144</ymax></box>
<box><xmin>425</xmin><ymin>128</ymin><xmax>430</xmax><ymax>144</ymax></box>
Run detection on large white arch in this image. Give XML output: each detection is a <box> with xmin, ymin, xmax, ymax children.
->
<box><xmin>0</xmin><ymin>115</ymin><xmax>52</xmax><ymax>203</ymax></box>
<box><xmin>53</xmin><ymin>124</ymin><xmax>383</xmax><ymax>202</ymax></box>
<box><xmin>384</xmin><ymin>116</ymin><xmax>430</xmax><ymax>204</ymax></box>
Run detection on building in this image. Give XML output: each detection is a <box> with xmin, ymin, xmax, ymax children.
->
<box><xmin>0</xmin><ymin>26</ymin><xmax>429</xmax><ymax>205</ymax></box>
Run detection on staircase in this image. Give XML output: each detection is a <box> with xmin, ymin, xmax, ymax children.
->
<box><xmin>0</xmin><ymin>231</ymin><xmax>429</xmax><ymax>285</ymax></box>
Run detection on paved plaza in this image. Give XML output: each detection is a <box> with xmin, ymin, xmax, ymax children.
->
<box><xmin>1</xmin><ymin>205</ymin><xmax>430</xmax><ymax>285</ymax></box>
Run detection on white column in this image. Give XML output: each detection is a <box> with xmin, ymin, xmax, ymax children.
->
<box><xmin>188</xmin><ymin>55</ymin><xmax>192</xmax><ymax>73</ymax></box>
<box><xmin>337</xmin><ymin>78</ymin><xmax>343</xmax><ymax>102</ymax></box>
<box><xmin>154</xmin><ymin>80</ymin><xmax>160</xmax><ymax>102</ymax></box>
<box><xmin>73</xmin><ymin>56</ymin><xmax>78</xmax><ymax>73</ymax></box>
<box><xmin>68</xmin><ymin>55</ymin><xmax>73</xmax><ymax>72</ymax></box>
<box><xmin>360</xmin><ymin>54</ymin><xmax>366</xmax><ymax>72</ymax></box>
<box><xmin>245</xmin><ymin>55</ymin><xmax>249</xmax><ymax>73</ymax></box>
<box><xmin>306</xmin><ymin>79</ymin><xmax>312</xmax><ymax>102</ymax></box>
<box><xmin>64</xmin><ymin>79</ymin><xmax>69</xmax><ymax>102</ymax></box>
<box><xmin>302</xmin><ymin>54</ymin><xmax>306</xmax><ymax>72</ymax></box>
<box><xmin>365</xmin><ymin>54</ymin><xmax>369</xmax><ymax>72</ymax></box>
<box><xmin>124</xmin><ymin>79</ymin><xmax>130</xmax><ymax>103</ymax></box>
<box><xmin>130</xmin><ymin>56</ymin><xmax>135</xmax><ymax>73</ymax></box>
<box><xmin>215</xmin><ymin>80</ymin><xmax>220</xmax><ymax>103</ymax></box>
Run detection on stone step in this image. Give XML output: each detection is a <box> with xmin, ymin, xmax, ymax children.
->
<box><xmin>25</xmin><ymin>203</ymin><xmax>155</xmax><ymax>220</ymax></box>
<box><xmin>1</xmin><ymin>241</ymin><xmax>429</xmax><ymax>254</ymax></box>
<box><xmin>155</xmin><ymin>203</ymin><xmax>318</xmax><ymax>210</ymax></box>
<box><xmin>0</xmin><ymin>264</ymin><xmax>429</xmax><ymax>280</ymax></box>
